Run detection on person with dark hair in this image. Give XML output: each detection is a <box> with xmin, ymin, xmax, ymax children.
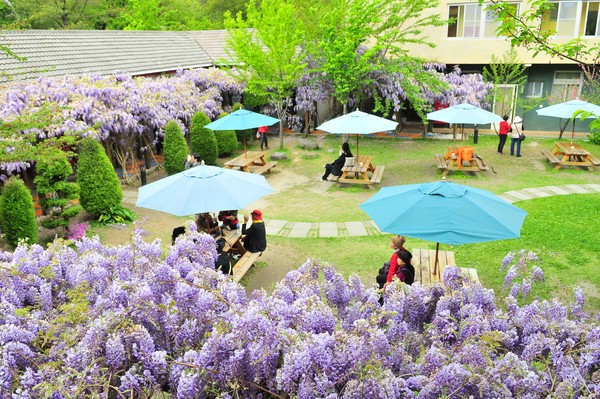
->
<box><xmin>376</xmin><ymin>235</ymin><xmax>408</xmax><ymax>289</ymax></box>
<box><xmin>184</xmin><ymin>153</ymin><xmax>202</xmax><ymax>169</ymax></box>
<box><xmin>381</xmin><ymin>248</ymin><xmax>415</xmax><ymax>292</ymax></box>
<box><xmin>171</xmin><ymin>226</ymin><xmax>186</xmax><ymax>245</ymax></box>
<box><xmin>258</xmin><ymin>126</ymin><xmax>269</xmax><ymax>150</ymax></box>
<box><xmin>322</xmin><ymin>142</ymin><xmax>353</xmax><ymax>181</ymax></box>
<box><xmin>218</xmin><ymin>210</ymin><xmax>239</xmax><ymax>230</ymax></box>
<box><xmin>241</xmin><ymin>210</ymin><xmax>267</xmax><ymax>253</ymax></box>
<box><xmin>196</xmin><ymin>213</ymin><xmax>219</xmax><ymax>236</ymax></box>
<box><xmin>497</xmin><ymin>115</ymin><xmax>511</xmax><ymax>155</ymax></box>
<box><xmin>215</xmin><ymin>237</ymin><xmax>232</xmax><ymax>275</ymax></box>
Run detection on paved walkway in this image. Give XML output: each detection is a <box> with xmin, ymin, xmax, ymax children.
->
<box><xmin>124</xmin><ymin>184</ymin><xmax>600</xmax><ymax>238</ymax></box>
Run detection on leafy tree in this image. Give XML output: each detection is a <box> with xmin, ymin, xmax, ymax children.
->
<box><xmin>119</xmin><ymin>0</ymin><xmax>203</xmax><ymax>30</ymax></box>
<box><xmin>225</xmin><ymin>0</ymin><xmax>308</xmax><ymax>149</ymax></box>
<box><xmin>189</xmin><ymin>112</ymin><xmax>218</xmax><ymax>165</ymax></box>
<box><xmin>162</xmin><ymin>120</ymin><xmax>188</xmax><ymax>175</ymax></box>
<box><xmin>77</xmin><ymin>137</ymin><xmax>123</xmax><ymax>218</ymax></box>
<box><xmin>33</xmin><ymin>150</ymin><xmax>82</xmax><ymax>230</ymax></box>
<box><xmin>213</xmin><ymin>112</ymin><xmax>239</xmax><ymax>157</ymax></box>
<box><xmin>0</xmin><ymin>176</ymin><xmax>38</xmax><ymax>248</ymax></box>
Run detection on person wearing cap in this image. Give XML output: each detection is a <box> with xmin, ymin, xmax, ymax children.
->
<box><xmin>510</xmin><ymin>116</ymin><xmax>523</xmax><ymax>157</ymax></box>
<box><xmin>258</xmin><ymin>126</ymin><xmax>269</xmax><ymax>150</ymax></box>
<box><xmin>242</xmin><ymin>210</ymin><xmax>267</xmax><ymax>253</ymax></box>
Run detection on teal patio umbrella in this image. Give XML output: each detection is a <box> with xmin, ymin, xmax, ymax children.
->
<box><xmin>317</xmin><ymin>110</ymin><xmax>398</xmax><ymax>157</ymax></box>
<box><xmin>136</xmin><ymin>162</ymin><xmax>274</xmax><ymax>216</ymax></box>
<box><xmin>360</xmin><ymin>181</ymin><xmax>527</xmax><ymax>275</ymax></box>
<box><xmin>536</xmin><ymin>99</ymin><xmax>600</xmax><ymax>143</ymax></box>
<box><xmin>205</xmin><ymin>109</ymin><xmax>279</xmax><ymax>155</ymax></box>
<box><xmin>426</xmin><ymin>103</ymin><xmax>503</xmax><ymax>141</ymax></box>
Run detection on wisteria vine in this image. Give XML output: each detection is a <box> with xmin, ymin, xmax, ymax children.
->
<box><xmin>0</xmin><ymin>221</ymin><xmax>597</xmax><ymax>398</ymax></box>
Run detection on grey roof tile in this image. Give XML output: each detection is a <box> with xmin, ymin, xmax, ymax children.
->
<box><xmin>0</xmin><ymin>30</ymin><xmax>215</xmax><ymax>84</ymax></box>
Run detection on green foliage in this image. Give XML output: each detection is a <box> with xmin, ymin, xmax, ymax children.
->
<box><xmin>213</xmin><ymin>113</ymin><xmax>238</xmax><ymax>157</ymax></box>
<box><xmin>162</xmin><ymin>120</ymin><xmax>188</xmax><ymax>175</ymax></box>
<box><xmin>120</xmin><ymin>0</ymin><xmax>205</xmax><ymax>30</ymax></box>
<box><xmin>97</xmin><ymin>205</ymin><xmax>136</xmax><ymax>225</ymax></box>
<box><xmin>0</xmin><ymin>177</ymin><xmax>38</xmax><ymax>248</ymax></box>
<box><xmin>575</xmin><ymin>110</ymin><xmax>600</xmax><ymax>145</ymax></box>
<box><xmin>189</xmin><ymin>112</ymin><xmax>218</xmax><ymax>165</ymax></box>
<box><xmin>34</xmin><ymin>150</ymin><xmax>82</xmax><ymax>229</ymax></box>
<box><xmin>77</xmin><ymin>138</ymin><xmax>123</xmax><ymax>218</ymax></box>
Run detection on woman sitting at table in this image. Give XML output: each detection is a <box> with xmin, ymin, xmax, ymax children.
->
<box><xmin>196</xmin><ymin>212</ymin><xmax>220</xmax><ymax>237</ymax></box>
<box><xmin>322</xmin><ymin>142</ymin><xmax>353</xmax><ymax>181</ymax></box>
<box><xmin>218</xmin><ymin>210</ymin><xmax>239</xmax><ymax>230</ymax></box>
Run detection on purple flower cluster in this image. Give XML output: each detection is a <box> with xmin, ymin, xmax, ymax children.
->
<box><xmin>501</xmin><ymin>249</ymin><xmax>546</xmax><ymax>301</ymax></box>
<box><xmin>0</xmin><ymin>233</ymin><xmax>598</xmax><ymax>398</ymax></box>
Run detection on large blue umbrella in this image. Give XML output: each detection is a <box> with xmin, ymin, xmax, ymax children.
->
<box><xmin>360</xmin><ymin>181</ymin><xmax>527</xmax><ymax>275</ymax></box>
<box><xmin>317</xmin><ymin>110</ymin><xmax>398</xmax><ymax>156</ymax></box>
<box><xmin>136</xmin><ymin>163</ymin><xmax>274</xmax><ymax>216</ymax></box>
<box><xmin>426</xmin><ymin>103</ymin><xmax>502</xmax><ymax>141</ymax></box>
<box><xmin>536</xmin><ymin>99</ymin><xmax>600</xmax><ymax>143</ymax></box>
<box><xmin>205</xmin><ymin>109</ymin><xmax>279</xmax><ymax>154</ymax></box>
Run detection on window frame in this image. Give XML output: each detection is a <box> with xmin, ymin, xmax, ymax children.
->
<box><xmin>551</xmin><ymin>70</ymin><xmax>583</xmax><ymax>101</ymax></box>
<box><xmin>525</xmin><ymin>81</ymin><xmax>544</xmax><ymax>98</ymax></box>
<box><xmin>447</xmin><ymin>2</ymin><xmax>520</xmax><ymax>39</ymax></box>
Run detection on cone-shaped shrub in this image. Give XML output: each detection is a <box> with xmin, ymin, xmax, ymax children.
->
<box><xmin>163</xmin><ymin>120</ymin><xmax>188</xmax><ymax>175</ymax></box>
<box><xmin>0</xmin><ymin>176</ymin><xmax>38</xmax><ymax>247</ymax></box>
<box><xmin>190</xmin><ymin>112</ymin><xmax>218</xmax><ymax>165</ymax></box>
<box><xmin>77</xmin><ymin>138</ymin><xmax>122</xmax><ymax>217</ymax></box>
<box><xmin>214</xmin><ymin>112</ymin><xmax>238</xmax><ymax>157</ymax></box>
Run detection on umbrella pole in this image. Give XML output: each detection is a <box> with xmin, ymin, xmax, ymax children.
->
<box><xmin>356</xmin><ymin>135</ymin><xmax>359</xmax><ymax>158</ymax></box>
<box><xmin>461</xmin><ymin>124</ymin><xmax>465</xmax><ymax>141</ymax></box>
<box><xmin>571</xmin><ymin>119</ymin><xmax>576</xmax><ymax>144</ymax></box>
<box><xmin>433</xmin><ymin>242</ymin><xmax>440</xmax><ymax>276</ymax></box>
<box><xmin>243</xmin><ymin>135</ymin><xmax>247</xmax><ymax>157</ymax></box>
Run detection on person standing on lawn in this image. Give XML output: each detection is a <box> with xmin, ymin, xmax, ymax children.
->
<box><xmin>242</xmin><ymin>210</ymin><xmax>267</xmax><ymax>253</ymax></box>
<box><xmin>510</xmin><ymin>116</ymin><xmax>523</xmax><ymax>157</ymax></box>
<box><xmin>497</xmin><ymin>115</ymin><xmax>511</xmax><ymax>155</ymax></box>
<box><xmin>258</xmin><ymin>126</ymin><xmax>269</xmax><ymax>150</ymax></box>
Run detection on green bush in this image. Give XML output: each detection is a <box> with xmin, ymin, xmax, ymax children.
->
<box><xmin>0</xmin><ymin>177</ymin><xmax>38</xmax><ymax>248</ymax></box>
<box><xmin>163</xmin><ymin>120</ymin><xmax>188</xmax><ymax>175</ymax></box>
<box><xmin>213</xmin><ymin>112</ymin><xmax>238</xmax><ymax>157</ymax></box>
<box><xmin>190</xmin><ymin>112</ymin><xmax>218</xmax><ymax>165</ymax></box>
<box><xmin>77</xmin><ymin>138</ymin><xmax>123</xmax><ymax>218</ymax></box>
<box><xmin>34</xmin><ymin>150</ymin><xmax>82</xmax><ymax>229</ymax></box>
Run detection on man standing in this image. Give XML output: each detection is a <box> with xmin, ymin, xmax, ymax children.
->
<box><xmin>242</xmin><ymin>210</ymin><xmax>267</xmax><ymax>253</ymax></box>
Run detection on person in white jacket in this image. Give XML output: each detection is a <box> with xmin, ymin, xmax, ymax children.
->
<box><xmin>510</xmin><ymin>116</ymin><xmax>523</xmax><ymax>157</ymax></box>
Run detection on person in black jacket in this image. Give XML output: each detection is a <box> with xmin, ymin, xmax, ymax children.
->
<box><xmin>214</xmin><ymin>237</ymin><xmax>232</xmax><ymax>275</ymax></box>
<box><xmin>241</xmin><ymin>210</ymin><xmax>267</xmax><ymax>253</ymax></box>
<box><xmin>322</xmin><ymin>142</ymin><xmax>353</xmax><ymax>181</ymax></box>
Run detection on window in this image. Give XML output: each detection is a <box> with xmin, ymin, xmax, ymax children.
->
<box><xmin>551</xmin><ymin>71</ymin><xmax>583</xmax><ymax>101</ymax></box>
<box><xmin>526</xmin><ymin>81</ymin><xmax>544</xmax><ymax>98</ymax></box>
<box><xmin>583</xmin><ymin>2</ymin><xmax>600</xmax><ymax>36</ymax></box>
<box><xmin>448</xmin><ymin>3</ymin><xmax>519</xmax><ymax>38</ymax></box>
<box><xmin>541</xmin><ymin>2</ymin><xmax>580</xmax><ymax>37</ymax></box>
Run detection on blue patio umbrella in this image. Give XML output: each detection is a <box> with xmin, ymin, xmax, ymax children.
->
<box><xmin>136</xmin><ymin>162</ymin><xmax>274</xmax><ymax>216</ymax></box>
<box><xmin>426</xmin><ymin>103</ymin><xmax>503</xmax><ymax>141</ymax></box>
<box><xmin>317</xmin><ymin>109</ymin><xmax>398</xmax><ymax>156</ymax></box>
<box><xmin>536</xmin><ymin>99</ymin><xmax>600</xmax><ymax>143</ymax></box>
<box><xmin>205</xmin><ymin>109</ymin><xmax>279</xmax><ymax>154</ymax></box>
<box><xmin>360</xmin><ymin>181</ymin><xmax>527</xmax><ymax>275</ymax></box>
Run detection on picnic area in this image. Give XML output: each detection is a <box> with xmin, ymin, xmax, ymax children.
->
<box><xmin>85</xmin><ymin>132</ymin><xmax>600</xmax><ymax>309</ymax></box>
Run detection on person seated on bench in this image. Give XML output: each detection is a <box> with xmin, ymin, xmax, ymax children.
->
<box><xmin>376</xmin><ymin>235</ymin><xmax>407</xmax><ymax>289</ymax></box>
<box><xmin>322</xmin><ymin>142</ymin><xmax>353</xmax><ymax>181</ymax></box>
<box><xmin>171</xmin><ymin>226</ymin><xmax>186</xmax><ymax>245</ymax></box>
<box><xmin>241</xmin><ymin>209</ymin><xmax>267</xmax><ymax>253</ymax></box>
<box><xmin>196</xmin><ymin>212</ymin><xmax>219</xmax><ymax>237</ymax></box>
<box><xmin>218</xmin><ymin>210</ymin><xmax>239</xmax><ymax>230</ymax></box>
<box><xmin>215</xmin><ymin>237</ymin><xmax>232</xmax><ymax>275</ymax></box>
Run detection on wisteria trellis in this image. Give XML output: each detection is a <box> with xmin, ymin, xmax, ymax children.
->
<box><xmin>0</xmin><ymin>221</ymin><xmax>597</xmax><ymax>398</ymax></box>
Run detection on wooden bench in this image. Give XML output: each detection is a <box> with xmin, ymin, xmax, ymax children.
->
<box><xmin>473</xmin><ymin>156</ymin><xmax>489</xmax><ymax>171</ymax></box>
<box><xmin>253</xmin><ymin>161</ymin><xmax>278</xmax><ymax>175</ymax></box>
<box><xmin>411</xmin><ymin>248</ymin><xmax>480</xmax><ymax>285</ymax></box>
<box><xmin>370</xmin><ymin>165</ymin><xmax>385</xmax><ymax>184</ymax></box>
<box><xmin>541</xmin><ymin>149</ymin><xmax>561</xmax><ymax>165</ymax></box>
<box><xmin>434</xmin><ymin>154</ymin><xmax>447</xmax><ymax>170</ymax></box>
<box><xmin>232</xmin><ymin>251</ymin><xmax>261</xmax><ymax>282</ymax></box>
<box><xmin>587</xmin><ymin>154</ymin><xmax>600</xmax><ymax>166</ymax></box>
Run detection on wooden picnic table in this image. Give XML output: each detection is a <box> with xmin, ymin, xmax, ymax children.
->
<box><xmin>217</xmin><ymin>229</ymin><xmax>246</xmax><ymax>255</ymax></box>
<box><xmin>542</xmin><ymin>142</ymin><xmax>600</xmax><ymax>170</ymax></box>
<box><xmin>224</xmin><ymin>151</ymin><xmax>268</xmax><ymax>173</ymax></box>
<box><xmin>434</xmin><ymin>146</ymin><xmax>488</xmax><ymax>178</ymax></box>
<box><xmin>335</xmin><ymin>155</ymin><xmax>385</xmax><ymax>188</ymax></box>
<box><xmin>411</xmin><ymin>248</ymin><xmax>479</xmax><ymax>286</ymax></box>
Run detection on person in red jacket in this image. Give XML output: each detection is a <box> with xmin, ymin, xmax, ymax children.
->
<box><xmin>497</xmin><ymin>115</ymin><xmax>511</xmax><ymax>155</ymax></box>
<box><xmin>376</xmin><ymin>235</ymin><xmax>407</xmax><ymax>289</ymax></box>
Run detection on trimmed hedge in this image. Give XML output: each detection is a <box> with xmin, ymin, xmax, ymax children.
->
<box><xmin>189</xmin><ymin>112</ymin><xmax>218</xmax><ymax>165</ymax></box>
<box><xmin>163</xmin><ymin>120</ymin><xmax>188</xmax><ymax>175</ymax></box>
<box><xmin>77</xmin><ymin>138</ymin><xmax>123</xmax><ymax>217</ymax></box>
<box><xmin>0</xmin><ymin>177</ymin><xmax>38</xmax><ymax>248</ymax></box>
<box><xmin>214</xmin><ymin>112</ymin><xmax>238</xmax><ymax>157</ymax></box>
